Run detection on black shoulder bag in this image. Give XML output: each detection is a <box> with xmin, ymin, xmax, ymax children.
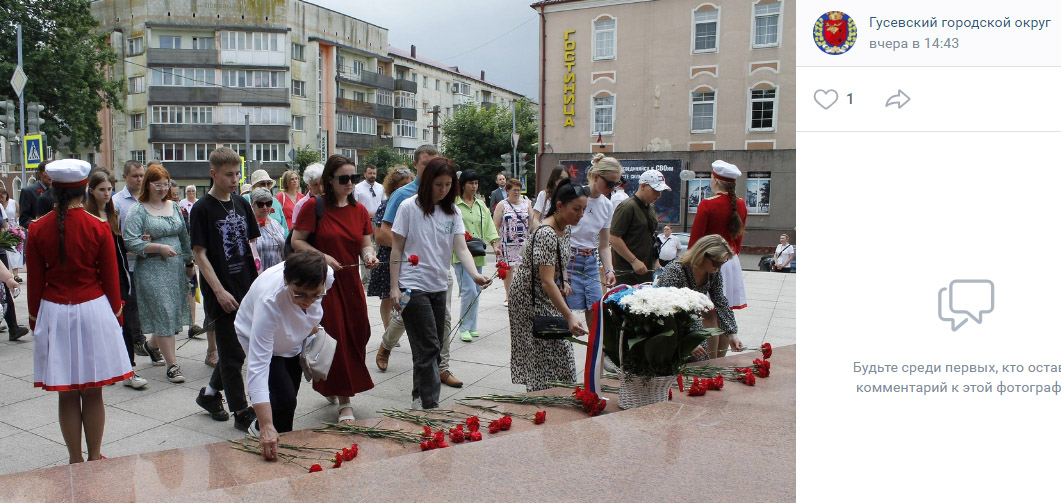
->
<box><xmin>465</xmin><ymin>201</ymin><xmax>487</xmax><ymax>257</ymax></box>
<box><xmin>529</xmin><ymin>226</ymin><xmax>571</xmax><ymax>340</ymax></box>
<box><xmin>283</xmin><ymin>195</ymin><xmax>324</xmax><ymax>257</ymax></box>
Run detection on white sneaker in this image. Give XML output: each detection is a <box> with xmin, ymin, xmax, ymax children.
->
<box><xmin>123</xmin><ymin>373</ymin><xmax>149</xmax><ymax>389</ymax></box>
<box><xmin>411</xmin><ymin>397</ymin><xmax>422</xmax><ymax>410</ymax></box>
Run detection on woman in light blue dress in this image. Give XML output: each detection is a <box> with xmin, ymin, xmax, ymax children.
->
<box><xmin>122</xmin><ymin>164</ymin><xmax>192</xmax><ymax>384</ymax></box>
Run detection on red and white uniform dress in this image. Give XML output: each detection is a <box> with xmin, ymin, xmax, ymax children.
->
<box><xmin>688</xmin><ymin>192</ymin><xmax>749</xmax><ymax>309</ymax></box>
<box><xmin>28</xmin><ymin>208</ymin><xmax>132</xmax><ymax>390</ymax></box>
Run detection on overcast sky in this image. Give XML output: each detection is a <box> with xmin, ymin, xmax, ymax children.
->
<box><xmin>313</xmin><ymin>0</ymin><xmax>540</xmax><ymax>100</ymax></box>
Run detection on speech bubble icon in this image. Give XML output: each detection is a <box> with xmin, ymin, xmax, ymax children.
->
<box><xmin>949</xmin><ymin>279</ymin><xmax>994</xmax><ymax>324</ymax></box>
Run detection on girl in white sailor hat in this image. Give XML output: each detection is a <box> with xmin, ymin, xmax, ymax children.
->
<box><xmin>26</xmin><ymin>158</ymin><xmax>132</xmax><ymax>463</ymax></box>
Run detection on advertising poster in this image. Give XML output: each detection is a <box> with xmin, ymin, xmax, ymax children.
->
<box><xmin>558</xmin><ymin>159</ymin><xmax>682</xmax><ymax>223</ymax></box>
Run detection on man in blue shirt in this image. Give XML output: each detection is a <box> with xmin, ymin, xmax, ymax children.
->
<box><xmin>373</xmin><ymin>145</ymin><xmax>463</xmax><ymax>389</ymax></box>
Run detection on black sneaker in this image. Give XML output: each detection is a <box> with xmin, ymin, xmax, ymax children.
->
<box><xmin>133</xmin><ymin>341</ymin><xmax>148</xmax><ymax>357</ymax></box>
<box><xmin>8</xmin><ymin>326</ymin><xmax>28</xmax><ymax>341</ymax></box>
<box><xmin>233</xmin><ymin>406</ymin><xmax>257</xmax><ymax>432</ymax></box>
<box><xmin>146</xmin><ymin>345</ymin><xmax>164</xmax><ymax>366</ymax></box>
<box><xmin>196</xmin><ymin>388</ymin><xmax>230</xmax><ymax>421</ymax></box>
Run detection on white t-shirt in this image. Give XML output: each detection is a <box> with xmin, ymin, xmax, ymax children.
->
<box><xmin>392</xmin><ymin>198</ymin><xmax>465</xmax><ymax>292</ymax></box>
<box><xmin>774</xmin><ymin>243</ymin><xmax>795</xmax><ymax>268</ymax></box>
<box><xmin>533</xmin><ymin>190</ymin><xmax>550</xmax><ymax>216</ymax></box>
<box><xmin>609</xmin><ymin>189</ymin><xmax>629</xmax><ymax>211</ymax></box>
<box><xmin>236</xmin><ymin>262</ymin><xmax>335</xmax><ymax>405</ymax></box>
<box><xmin>658</xmin><ymin>234</ymin><xmax>682</xmax><ymax>261</ymax></box>
<box><xmin>569</xmin><ymin>193</ymin><xmax>613</xmax><ymax>250</ymax></box>
<box><xmin>354</xmin><ymin>180</ymin><xmax>384</xmax><ymax>216</ymax></box>
<box><xmin>178</xmin><ymin>198</ymin><xmax>195</xmax><ymax>215</ymax></box>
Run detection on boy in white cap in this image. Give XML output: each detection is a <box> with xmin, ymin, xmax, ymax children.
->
<box><xmin>609</xmin><ymin>169</ymin><xmax>670</xmax><ymax>285</ymax></box>
<box><xmin>689</xmin><ymin>160</ymin><xmax>749</xmax><ymax>314</ymax></box>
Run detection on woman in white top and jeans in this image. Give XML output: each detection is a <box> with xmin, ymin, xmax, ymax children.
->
<box><xmin>236</xmin><ymin>250</ymin><xmax>334</xmax><ymax>460</ymax></box>
<box><xmin>564</xmin><ymin>153</ymin><xmax>622</xmax><ymax>325</ymax></box>
<box><xmin>390</xmin><ymin>157</ymin><xmax>491</xmax><ymax>409</ymax></box>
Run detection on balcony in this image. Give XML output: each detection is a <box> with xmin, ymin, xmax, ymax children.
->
<box><xmin>148</xmin><ymin>87</ymin><xmax>289</xmax><ymax>106</ymax></box>
<box><xmin>336</xmin><ymin>98</ymin><xmax>393</xmax><ymax>121</ymax></box>
<box><xmin>336</xmin><ymin>68</ymin><xmax>394</xmax><ymax>90</ymax></box>
<box><xmin>335</xmin><ymin>132</ymin><xmax>390</xmax><ymax>150</ymax></box>
<box><xmin>393</xmin><ymin>107</ymin><xmax>416</xmax><ymax>121</ymax></box>
<box><xmin>149</xmin><ymin>124</ymin><xmax>289</xmax><ymax>143</ymax></box>
<box><xmin>164</xmin><ymin>161</ymin><xmax>289</xmax><ymax>180</ymax></box>
<box><xmin>146</xmin><ymin>48</ymin><xmax>219</xmax><ymax>66</ymax></box>
<box><xmin>393</xmin><ymin>78</ymin><xmax>417</xmax><ymax>93</ymax></box>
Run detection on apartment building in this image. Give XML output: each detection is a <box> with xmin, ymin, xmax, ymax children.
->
<box><xmin>531</xmin><ymin>0</ymin><xmax>796</xmax><ymax>249</ymax></box>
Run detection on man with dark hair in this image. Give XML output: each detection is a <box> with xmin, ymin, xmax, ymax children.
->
<box><xmin>489</xmin><ymin>172</ymin><xmax>507</xmax><ymax>212</ymax></box>
<box><xmin>19</xmin><ymin>161</ymin><xmax>50</xmax><ymax>228</ymax></box>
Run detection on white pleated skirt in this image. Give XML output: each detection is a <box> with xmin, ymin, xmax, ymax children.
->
<box><xmin>33</xmin><ymin>296</ymin><xmax>133</xmax><ymax>391</ymax></box>
<box><xmin>721</xmin><ymin>255</ymin><xmax>747</xmax><ymax>309</ymax></box>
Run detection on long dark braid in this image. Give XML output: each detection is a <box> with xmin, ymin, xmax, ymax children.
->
<box><xmin>715</xmin><ymin>178</ymin><xmax>744</xmax><ymax>240</ymax></box>
<box><xmin>53</xmin><ymin>186</ymin><xmax>84</xmax><ymax>266</ymax></box>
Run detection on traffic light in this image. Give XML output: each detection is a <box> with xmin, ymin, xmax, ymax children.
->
<box><xmin>0</xmin><ymin>101</ymin><xmax>15</xmax><ymax>140</ymax></box>
<box><xmin>500</xmin><ymin>152</ymin><xmax>511</xmax><ymax>168</ymax></box>
<box><xmin>25</xmin><ymin>103</ymin><xmax>44</xmax><ymax>133</ymax></box>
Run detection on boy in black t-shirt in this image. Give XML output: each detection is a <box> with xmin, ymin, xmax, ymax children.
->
<box><xmin>191</xmin><ymin>147</ymin><xmax>262</xmax><ymax>430</ymax></box>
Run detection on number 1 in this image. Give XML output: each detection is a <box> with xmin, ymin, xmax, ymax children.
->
<box><xmin>847</xmin><ymin>93</ymin><xmax>853</xmax><ymax>104</ymax></box>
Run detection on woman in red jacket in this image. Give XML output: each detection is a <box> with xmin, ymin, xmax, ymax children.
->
<box><xmin>688</xmin><ymin>160</ymin><xmax>749</xmax><ymax>310</ymax></box>
<box><xmin>28</xmin><ymin>159</ymin><xmax>131</xmax><ymax>464</ymax></box>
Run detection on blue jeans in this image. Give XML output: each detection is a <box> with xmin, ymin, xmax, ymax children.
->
<box><xmin>453</xmin><ymin>263</ymin><xmax>482</xmax><ymax>332</ymax></box>
<box><xmin>565</xmin><ymin>252</ymin><xmax>603</xmax><ymax>311</ymax></box>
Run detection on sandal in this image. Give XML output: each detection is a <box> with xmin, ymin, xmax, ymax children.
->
<box><xmin>337</xmin><ymin>405</ymin><xmax>355</xmax><ymax>425</ymax></box>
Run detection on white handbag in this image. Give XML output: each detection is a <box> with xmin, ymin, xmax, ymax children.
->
<box><xmin>299</xmin><ymin>328</ymin><xmax>336</xmax><ymax>382</ymax></box>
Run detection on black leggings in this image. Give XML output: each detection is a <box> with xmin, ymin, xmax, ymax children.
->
<box><xmin>268</xmin><ymin>354</ymin><xmax>303</xmax><ymax>433</ymax></box>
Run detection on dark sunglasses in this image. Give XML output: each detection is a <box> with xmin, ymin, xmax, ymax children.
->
<box><xmin>335</xmin><ymin>174</ymin><xmax>356</xmax><ymax>185</ymax></box>
<box><xmin>571</xmin><ymin>185</ymin><xmax>590</xmax><ymax>197</ymax></box>
<box><xmin>254</xmin><ymin>201</ymin><xmax>271</xmax><ymax>208</ymax></box>
<box><xmin>602</xmin><ymin>178</ymin><xmax>621</xmax><ymax>189</ymax></box>
<box><xmin>708</xmin><ymin>256</ymin><xmax>726</xmax><ymax>268</ymax></box>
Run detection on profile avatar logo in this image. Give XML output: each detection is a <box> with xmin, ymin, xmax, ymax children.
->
<box><xmin>813</xmin><ymin>11</ymin><xmax>856</xmax><ymax>55</ymax></box>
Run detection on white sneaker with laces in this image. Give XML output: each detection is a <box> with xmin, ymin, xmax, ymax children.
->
<box><xmin>123</xmin><ymin>373</ymin><xmax>149</xmax><ymax>389</ymax></box>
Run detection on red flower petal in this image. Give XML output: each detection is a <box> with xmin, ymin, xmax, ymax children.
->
<box><xmin>469</xmin><ymin>431</ymin><xmax>483</xmax><ymax>442</ymax></box>
<box><xmin>533</xmin><ymin>410</ymin><xmax>546</xmax><ymax>424</ymax></box>
<box><xmin>761</xmin><ymin>343</ymin><xmax>773</xmax><ymax>359</ymax></box>
<box><xmin>420</xmin><ymin>441</ymin><xmax>432</xmax><ymax>451</ymax></box>
<box><xmin>488</xmin><ymin>421</ymin><xmax>501</xmax><ymax>434</ymax></box>
<box><xmin>409</xmin><ymin>254</ymin><xmax>419</xmax><ymax>266</ymax></box>
<box><xmin>465</xmin><ymin>231</ymin><xmax>473</xmax><ymax>241</ymax></box>
<box><xmin>309</xmin><ymin>464</ymin><xmax>323</xmax><ymax>473</ymax></box>
<box><xmin>332</xmin><ymin>453</ymin><xmax>343</xmax><ymax>468</ymax></box>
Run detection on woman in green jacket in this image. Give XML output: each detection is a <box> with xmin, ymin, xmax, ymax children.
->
<box><xmin>452</xmin><ymin>169</ymin><xmax>501</xmax><ymax>341</ymax></box>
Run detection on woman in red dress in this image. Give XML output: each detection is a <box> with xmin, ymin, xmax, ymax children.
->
<box><xmin>28</xmin><ymin>159</ymin><xmax>131</xmax><ymax>463</ymax></box>
<box><xmin>290</xmin><ymin>154</ymin><xmax>379</xmax><ymax>425</ymax></box>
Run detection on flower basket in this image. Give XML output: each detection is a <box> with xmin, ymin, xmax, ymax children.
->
<box><xmin>601</xmin><ymin>286</ymin><xmax>713</xmax><ymax>379</ymax></box>
<box><xmin>616</xmin><ymin>367</ymin><xmax>675</xmax><ymax>409</ymax></box>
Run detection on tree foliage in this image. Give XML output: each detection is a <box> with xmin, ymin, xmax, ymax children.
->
<box><xmin>440</xmin><ymin>99</ymin><xmax>537</xmax><ymax>196</ymax></box>
<box><xmin>0</xmin><ymin>0</ymin><xmax>123</xmax><ymax>151</ymax></box>
<box><xmin>361</xmin><ymin>145</ymin><xmax>412</xmax><ymax>180</ymax></box>
<box><xmin>292</xmin><ymin>144</ymin><xmax>319</xmax><ymax>172</ymax></box>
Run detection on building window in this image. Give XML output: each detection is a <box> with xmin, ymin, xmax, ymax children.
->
<box><xmin>292</xmin><ymin>43</ymin><xmax>306</xmax><ymax>61</ymax></box>
<box><xmin>337</xmin><ymin>114</ymin><xmax>376</xmax><ymax>135</ymax></box>
<box><xmin>395</xmin><ymin>91</ymin><xmax>415</xmax><ymax>109</ymax></box>
<box><xmin>159</xmin><ymin>36</ymin><xmax>181</xmax><ymax>49</ymax></box>
<box><xmin>340</xmin><ymin>148</ymin><xmax>357</xmax><ymax>159</ymax></box>
<box><xmin>152</xmin><ymin>106</ymin><xmax>216</xmax><ymax>125</ymax></box>
<box><xmin>129</xmin><ymin>113</ymin><xmax>145</xmax><ymax>130</ymax></box>
<box><xmin>423</xmin><ymin>128</ymin><xmax>429</xmax><ymax>141</ymax></box>
<box><xmin>220</xmin><ymin>106</ymin><xmax>288</xmax><ymax>125</ymax></box>
<box><xmin>130</xmin><ymin>150</ymin><xmax>146</xmax><ymax>163</ymax></box>
<box><xmin>593</xmin><ymin>18</ymin><xmax>616</xmax><ymax>60</ymax></box>
<box><xmin>220</xmin><ymin>143</ymin><xmax>288</xmax><ymax>162</ymax></box>
<box><xmin>753</xmin><ymin>2</ymin><xmax>781</xmax><ymax>48</ymax></box>
<box><xmin>292</xmin><ymin>79</ymin><xmax>306</xmax><ymax>97</ymax></box>
<box><xmin>452</xmin><ymin>82</ymin><xmax>471</xmax><ymax>96</ymax></box>
<box><xmin>126</xmin><ymin>37</ymin><xmax>144</xmax><ymax>56</ymax></box>
<box><xmin>395</xmin><ymin>120</ymin><xmax>416</xmax><ymax>138</ymax></box>
<box><xmin>151</xmin><ymin>67</ymin><xmax>215</xmax><ymax>87</ymax></box>
<box><xmin>691</xmin><ymin>91</ymin><xmax>715</xmax><ymax>132</ymax></box>
<box><xmin>593</xmin><ymin>94</ymin><xmax>614</xmax><ymax>135</ymax></box>
<box><xmin>435</xmin><ymin>79</ymin><xmax>440</xmax><ymax>91</ymax></box>
<box><xmin>221</xmin><ymin>70</ymin><xmax>286</xmax><ymax>88</ymax></box>
<box><xmin>127</xmin><ymin>76</ymin><xmax>144</xmax><ymax>94</ymax></box>
<box><xmin>745</xmin><ymin>172</ymin><xmax>771</xmax><ymax>214</ymax></box>
<box><xmin>192</xmin><ymin>37</ymin><xmax>213</xmax><ymax>50</ymax></box>
<box><xmin>749</xmin><ymin>88</ymin><xmax>777</xmax><ymax>131</ymax></box>
<box><xmin>221</xmin><ymin>31</ymin><xmax>285</xmax><ymax>53</ymax></box>
<box><xmin>153</xmin><ymin>143</ymin><xmax>216</xmax><ymax>162</ymax></box>
<box><xmin>693</xmin><ymin>8</ymin><xmax>719</xmax><ymax>52</ymax></box>
<box><xmin>376</xmin><ymin>90</ymin><xmax>393</xmax><ymax>106</ymax></box>
<box><xmin>396</xmin><ymin>69</ymin><xmax>406</xmax><ymax>81</ymax></box>
<box><xmin>293</xmin><ymin>115</ymin><xmax>305</xmax><ymax>131</ymax></box>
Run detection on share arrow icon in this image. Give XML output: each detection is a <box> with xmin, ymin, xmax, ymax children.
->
<box><xmin>885</xmin><ymin>90</ymin><xmax>911</xmax><ymax>109</ymax></box>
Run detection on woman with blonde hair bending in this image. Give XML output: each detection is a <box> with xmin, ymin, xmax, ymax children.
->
<box><xmin>656</xmin><ymin>234</ymin><xmax>743</xmax><ymax>360</ymax></box>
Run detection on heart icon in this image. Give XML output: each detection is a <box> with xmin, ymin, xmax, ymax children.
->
<box><xmin>814</xmin><ymin>89</ymin><xmax>838</xmax><ymax>110</ymax></box>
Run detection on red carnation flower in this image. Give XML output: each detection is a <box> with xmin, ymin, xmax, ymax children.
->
<box><xmin>309</xmin><ymin>464</ymin><xmax>323</xmax><ymax>473</ymax></box>
<box><xmin>36</xmin><ymin>189</ymin><xmax>43</xmax><ymax>195</ymax></box>
<box><xmin>433</xmin><ymin>430</ymin><xmax>445</xmax><ymax>445</ymax></box>
<box><xmin>668</xmin><ymin>388</ymin><xmax>673</xmax><ymax>400</ymax></box>
<box><xmin>422</xmin><ymin>426</ymin><xmax>433</xmax><ymax>438</ymax></box>
<box><xmin>420</xmin><ymin>441</ymin><xmax>432</xmax><ymax>451</ymax></box>
<box><xmin>332</xmin><ymin>453</ymin><xmax>343</xmax><ymax>468</ymax></box>
<box><xmin>488</xmin><ymin>420</ymin><xmax>501</xmax><ymax>434</ymax></box>
<box><xmin>469</xmin><ymin>431</ymin><xmax>483</xmax><ymax>442</ymax></box>
<box><xmin>408</xmin><ymin>254</ymin><xmax>419</xmax><ymax>266</ymax></box>
<box><xmin>466</xmin><ymin>416</ymin><xmax>480</xmax><ymax>432</ymax></box>
<box><xmin>533</xmin><ymin>410</ymin><xmax>546</xmax><ymax>424</ymax></box>
<box><xmin>499</xmin><ymin>415</ymin><xmax>513</xmax><ymax>431</ymax></box>
<box><xmin>761</xmin><ymin>343</ymin><xmax>773</xmax><ymax>359</ymax></box>
<box><xmin>465</xmin><ymin>231</ymin><xmax>473</xmax><ymax>241</ymax></box>
<box><xmin>349</xmin><ymin>444</ymin><xmax>358</xmax><ymax>457</ymax></box>
<box><xmin>449</xmin><ymin>427</ymin><xmax>466</xmax><ymax>443</ymax></box>
<box><xmin>497</xmin><ymin>267</ymin><xmax>508</xmax><ymax>280</ymax></box>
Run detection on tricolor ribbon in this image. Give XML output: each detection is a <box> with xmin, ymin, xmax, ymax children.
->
<box><xmin>584</xmin><ymin>284</ymin><xmax>631</xmax><ymax>395</ymax></box>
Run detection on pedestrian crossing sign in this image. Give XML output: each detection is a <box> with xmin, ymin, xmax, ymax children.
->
<box><xmin>24</xmin><ymin>134</ymin><xmax>42</xmax><ymax>169</ymax></box>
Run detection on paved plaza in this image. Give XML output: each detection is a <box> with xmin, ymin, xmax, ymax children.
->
<box><xmin>0</xmin><ymin>258</ymin><xmax>795</xmax><ymax>477</ymax></box>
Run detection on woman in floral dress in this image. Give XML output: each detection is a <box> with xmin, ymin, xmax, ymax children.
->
<box><xmin>492</xmin><ymin>178</ymin><xmax>531</xmax><ymax>306</ymax></box>
<box><xmin>509</xmin><ymin>179</ymin><xmax>589</xmax><ymax>391</ymax></box>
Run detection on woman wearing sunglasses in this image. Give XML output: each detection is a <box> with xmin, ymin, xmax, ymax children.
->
<box><xmin>290</xmin><ymin>155</ymin><xmax>378</xmax><ymax>426</ymax></box>
<box><xmin>250</xmin><ymin>188</ymin><xmax>286</xmax><ymax>271</ymax></box>
<box><xmin>656</xmin><ymin>234</ymin><xmax>743</xmax><ymax>361</ymax></box>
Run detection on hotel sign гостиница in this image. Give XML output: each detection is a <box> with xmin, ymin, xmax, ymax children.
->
<box><xmin>562</xmin><ymin>30</ymin><xmax>575</xmax><ymax>127</ymax></box>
